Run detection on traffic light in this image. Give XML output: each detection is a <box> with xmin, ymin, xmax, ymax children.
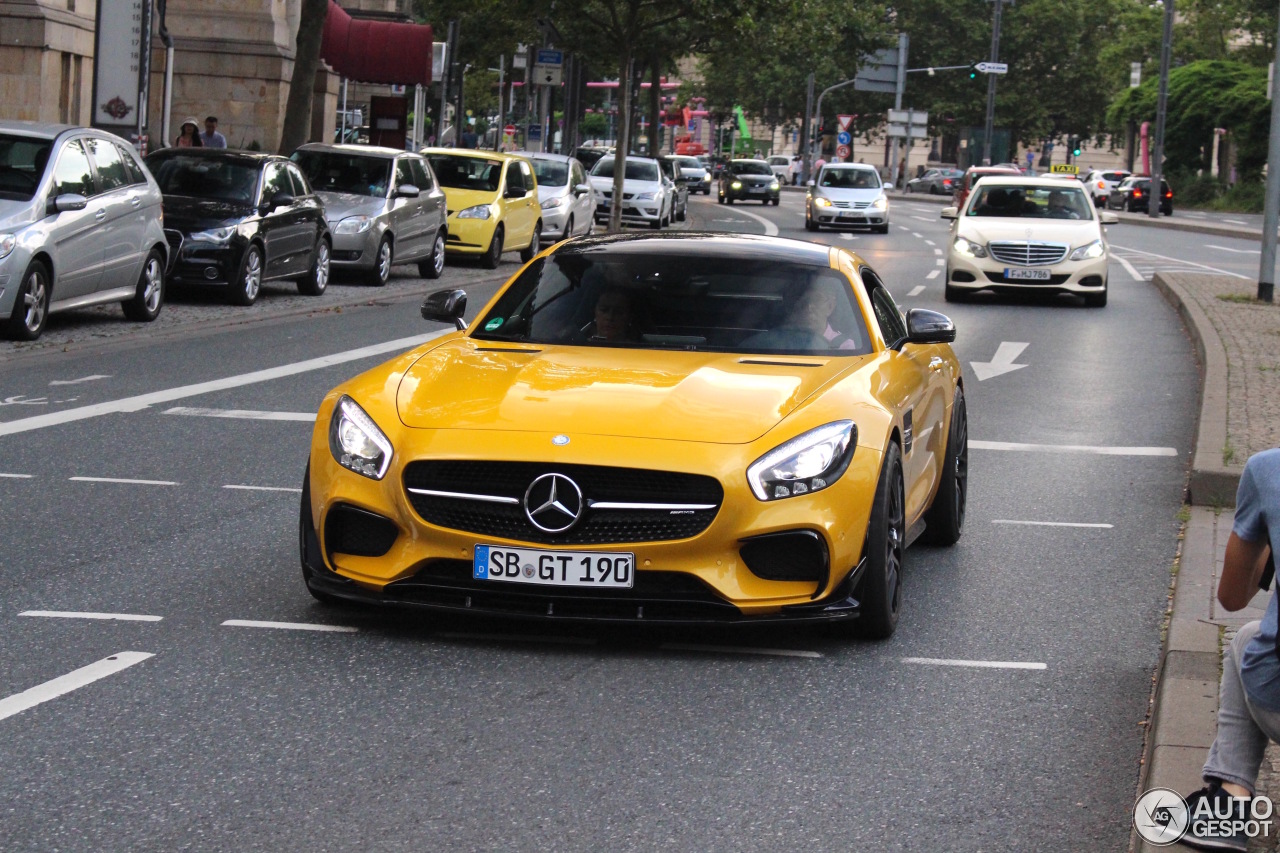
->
<box><xmin>969</xmin><ymin>63</ymin><xmax>979</xmax><ymax>80</ymax></box>
<box><xmin>1072</xmin><ymin>138</ymin><xmax>1082</xmax><ymax>157</ymax></box>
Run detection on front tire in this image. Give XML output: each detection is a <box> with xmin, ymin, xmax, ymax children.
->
<box><xmin>298</xmin><ymin>237</ymin><xmax>330</xmax><ymax>295</ymax></box>
<box><xmin>922</xmin><ymin>387</ymin><xmax>968</xmax><ymax>546</ymax></box>
<box><xmin>366</xmin><ymin>235</ymin><xmax>392</xmax><ymax>287</ymax></box>
<box><xmin>228</xmin><ymin>244</ymin><xmax>263</xmax><ymax>305</ymax></box>
<box><xmin>122</xmin><ymin>249</ymin><xmax>164</xmax><ymax>322</ymax></box>
<box><xmin>805</xmin><ymin>212</ymin><xmax>819</xmax><ymax>232</ymax></box>
<box><xmin>5</xmin><ymin>259</ymin><xmax>51</xmax><ymax>340</ymax></box>
<box><xmin>856</xmin><ymin>442</ymin><xmax>905</xmax><ymax>639</ymax></box>
<box><xmin>481</xmin><ymin>226</ymin><xmax>503</xmax><ymax>269</ymax></box>
<box><xmin>418</xmin><ymin>229</ymin><xmax>446</xmax><ymax>279</ymax></box>
<box><xmin>1084</xmin><ymin>285</ymin><xmax>1108</xmax><ymax>307</ymax></box>
<box><xmin>519</xmin><ymin>221</ymin><xmax>541</xmax><ymax>263</ymax></box>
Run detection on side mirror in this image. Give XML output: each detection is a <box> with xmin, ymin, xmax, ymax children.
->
<box><xmin>394</xmin><ymin>183</ymin><xmax>421</xmax><ymax>198</ymax></box>
<box><xmin>806</xmin><ymin>180</ymin><xmax>815</xmax><ymax>188</ymax></box>
<box><xmin>53</xmin><ymin>193</ymin><xmax>88</xmax><ymax>213</ymax></box>
<box><xmin>940</xmin><ymin>206</ymin><xmax>958</xmax><ymax>220</ymax></box>
<box><xmin>905</xmin><ymin>308</ymin><xmax>956</xmax><ymax>345</ymax></box>
<box><xmin>504</xmin><ymin>185</ymin><xmax>526</xmax><ymax>199</ymax></box>
<box><xmin>1099</xmin><ymin>211</ymin><xmax>1119</xmax><ymax>225</ymax></box>
<box><xmin>573</xmin><ymin>183</ymin><xmax>590</xmax><ymax>197</ymax></box>
<box><xmin>421</xmin><ymin>288</ymin><xmax>468</xmax><ymax>331</ymax></box>
<box><xmin>266</xmin><ymin>191</ymin><xmax>295</xmax><ymax>211</ymax></box>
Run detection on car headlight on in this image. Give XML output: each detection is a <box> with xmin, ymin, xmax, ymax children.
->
<box><xmin>0</xmin><ymin>233</ymin><xmax>15</xmax><ymax>261</ymax></box>
<box><xmin>1069</xmin><ymin>239</ymin><xmax>1106</xmax><ymax>261</ymax></box>
<box><xmin>731</xmin><ymin>181</ymin><xmax>743</xmax><ymax>189</ymax></box>
<box><xmin>457</xmin><ymin>204</ymin><xmax>493</xmax><ymax>220</ymax></box>
<box><xmin>328</xmin><ymin>395</ymin><xmax>393</xmax><ymax>480</ymax></box>
<box><xmin>634</xmin><ymin>191</ymin><xmax>657</xmax><ymax>201</ymax></box>
<box><xmin>702</xmin><ymin>174</ymin><xmax>711</xmax><ymax>183</ymax></box>
<box><xmin>334</xmin><ymin>215</ymin><xmax>373</xmax><ymax>234</ymax></box>
<box><xmin>770</xmin><ymin>181</ymin><xmax>780</xmax><ymax>190</ymax></box>
<box><xmin>747</xmin><ymin>421</ymin><xmax>857</xmax><ymax>501</ymax></box>
<box><xmin>953</xmin><ymin>235</ymin><xmax>988</xmax><ymax>258</ymax></box>
<box><xmin>871</xmin><ymin>196</ymin><xmax>888</xmax><ymax>210</ymax></box>
<box><xmin>189</xmin><ymin>225</ymin><xmax>235</xmax><ymax>243</ymax></box>
<box><xmin>812</xmin><ymin>197</ymin><xmax>832</xmax><ymax>208</ymax></box>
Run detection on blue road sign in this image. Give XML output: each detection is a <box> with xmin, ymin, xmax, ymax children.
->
<box><xmin>536</xmin><ymin>49</ymin><xmax>564</xmax><ymax>67</ymax></box>
<box><xmin>837</xmin><ymin>131</ymin><xmax>852</xmax><ymax>146</ymax></box>
<box><xmin>527</xmin><ymin>125</ymin><xmax>542</xmax><ymax>141</ymax></box>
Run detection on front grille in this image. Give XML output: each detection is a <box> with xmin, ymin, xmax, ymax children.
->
<box><xmin>385</xmin><ymin>560</ymin><xmax>741</xmax><ymax>621</ymax></box>
<box><xmin>831</xmin><ymin>201</ymin><xmax>871</xmax><ymax>210</ymax></box>
<box><xmin>988</xmin><ymin>241</ymin><xmax>1068</xmax><ymax>266</ymax></box>
<box><xmin>403</xmin><ymin>461</ymin><xmax>723</xmax><ymax>545</ymax></box>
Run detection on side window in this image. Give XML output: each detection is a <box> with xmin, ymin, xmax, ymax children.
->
<box><xmin>286</xmin><ymin>164</ymin><xmax>311</xmax><ymax>196</ymax></box>
<box><xmin>262</xmin><ymin>163</ymin><xmax>292</xmax><ymax>202</ymax></box>
<box><xmin>84</xmin><ymin>138</ymin><xmax>128</xmax><ymax>193</ymax></box>
<box><xmin>409</xmin><ymin>158</ymin><xmax>432</xmax><ymax>190</ymax></box>
<box><xmin>519</xmin><ymin>161</ymin><xmax>535</xmax><ymax>191</ymax></box>
<box><xmin>571</xmin><ymin>162</ymin><xmax>584</xmax><ymax>188</ymax></box>
<box><xmin>52</xmin><ymin>139</ymin><xmax>94</xmax><ymax>197</ymax></box>
<box><xmin>395</xmin><ymin>158</ymin><xmax>415</xmax><ymax>189</ymax></box>
<box><xmin>862</xmin><ymin>269</ymin><xmax>907</xmax><ymax>346</ymax></box>
<box><xmin>116</xmin><ymin>145</ymin><xmax>148</xmax><ymax>185</ymax></box>
<box><xmin>504</xmin><ymin>162</ymin><xmax>524</xmax><ymax>193</ymax></box>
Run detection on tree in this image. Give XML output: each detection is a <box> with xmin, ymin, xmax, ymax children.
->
<box><xmin>279</xmin><ymin>0</ymin><xmax>329</xmax><ymax>153</ymax></box>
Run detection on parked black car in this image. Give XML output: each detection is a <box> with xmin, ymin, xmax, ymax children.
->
<box><xmin>1106</xmin><ymin>176</ymin><xmax>1173</xmax><ymax>215</ymax></box>
<box><xmin>145</xmin><ymin>148</ymin><xmax>331</xmax><ymax>305</ymax></box>
<box><xmin>717</xmin><ymin>159</ymin><xmax>781</xmax><ymax>205</ymax></box>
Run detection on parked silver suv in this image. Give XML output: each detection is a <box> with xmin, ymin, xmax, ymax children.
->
<box><xmin>0</xmin><ymin>121</ymin><xmax>168</xmax><ymax>340</ymax></box>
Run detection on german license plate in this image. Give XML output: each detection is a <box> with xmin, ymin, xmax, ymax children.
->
<box><xmin>473</xmin><ymin>544</ymin><xmax>635</xmax><ymax>589</ymax></box>
<box><xmin>749</xmin><ymin>186</ymin><xmax>765</xmax><ymax>193</ymax></box>
<box><xmin>1005</xmin><ymin>267</ymin><xmax>1052</xmax><ymax>281</ymax></box>
<box><xmin>840</xmin><ymin>211</ymin><xmax>864</xmax><ymax>220</ymax></box>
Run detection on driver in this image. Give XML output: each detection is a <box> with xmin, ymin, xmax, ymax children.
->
<box><xmin>1047</xmin><ymin>189</ymin><xmax>1081</xmax><ymax>219</ymax></box>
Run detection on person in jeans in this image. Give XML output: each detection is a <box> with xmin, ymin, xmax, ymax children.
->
<box><xmin>1182</xmin><ymin>448</ymin><xmax>1279</xmax><ymax>852</ymax></box>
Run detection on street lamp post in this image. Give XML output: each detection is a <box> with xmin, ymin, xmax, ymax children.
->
<box><xmin>1150</xmin><ymin>0</ymin><xmax>1174</xmax><ymax>220</ymax></box>
<box><xmin>980</xmin><ymin>0</ymin><xmax>1009</xmax><ymax>166</ymax></box>
<box><xmin>1257</xmin><ymin>5</ymin><xmax>1280</xmax><ymax>302</ymax></box>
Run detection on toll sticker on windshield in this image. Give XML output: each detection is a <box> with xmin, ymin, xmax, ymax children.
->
<box><xmin>484</xmin><ymin>318</ymin><xmax>504</xmax><ymax>331</ymax></box>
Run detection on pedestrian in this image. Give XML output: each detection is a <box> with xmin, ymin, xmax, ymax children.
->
<box><xmin>1179</xmin><ymin>447</ymin><xmax>1278</xmax><ymax>852</ymax></box>
<box><xmin>175</xmin><ymin>117</ymin><xmax>202</xmax><ymax>148</ymax></box>
<box><xmin>790</xmin><ymin>155</ymin><xmax>801</xmax><ymax>185</ymax></box>
<box><xmin>200</xmin><ymin>116</ymin><xmax>227</xmax><ymax>148</ymax></box>
<box><xmin>460</xmin><ymin>127</ymin><xmax>478</xmax><ymax>149</ymax></box>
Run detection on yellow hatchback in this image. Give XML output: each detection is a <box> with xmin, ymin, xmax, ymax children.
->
<box><xmin>422</xmin><ymin>149</ymin><xmax>541</xmax><ymax>268</ymax></box>
<box><xmin>300</xmin><ymin>233</ymin><xmax>966</xmax><ymax>639</ymax></box>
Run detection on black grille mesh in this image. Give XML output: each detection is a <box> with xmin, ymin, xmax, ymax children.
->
<box><xmin>403</xmin><ymin>461</ymin><xmax>723</xmax><ymax>545</ymax></box>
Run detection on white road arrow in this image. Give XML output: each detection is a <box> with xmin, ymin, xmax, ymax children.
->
<box><xmin>49</xmin><ymin>375</ymin><xmax>111</xmax><ymax>386</ymax></box>
<box><xmin>970</xmin><ymin>342</ymin><xmax>1029</xmax><ymax>381</ymax></box>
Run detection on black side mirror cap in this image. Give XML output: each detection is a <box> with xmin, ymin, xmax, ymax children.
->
<box><xmin>905</xmin><ymin>308</ymin><xmax>956</xmax><ymax>345</ymax></box>
<box><xmin>504</xmin><ymin>186</ymin><xmax>526</xmax><ymax>199</ymax></box>
<box><xmin>267</xmin><ymin>191</ymin><xmax>295</xmax><ymax>211</ymax></box>
<box><xmin>422</xmin><ymin>288</ymin><xmax>468</xmax><ymax>330</ymax></box>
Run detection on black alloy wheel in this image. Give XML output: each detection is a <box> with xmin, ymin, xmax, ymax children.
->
<box><xmin>122</xmin><ymin>249</ymin><xmax>165</xmax><ymax>322</ymax></box>
<box><xmin>922</xmin><ymin>387</ymin><xmax>968</xmax><ymax>545</ymax></box>
<box><xmin>854</xmin><ymin>441</ymin><xmax>905</xmax><ymax>639</ymax></box>
<box><xmin>6</xmin><ymin>259</ymin><xmax>51</xmax><ymax>340</ymax></box>
<box><xmin>367</xmin><ymin>235</ymin><xmax>392</xmax><ymax>286</ymax></box>
<box><xmin>419</xmin><ymin>229</ymin><xmax>446</xmax><ymax>279</ymax></box>
<box><xmin>481</xmin><ymin>226</ymin><xmax>504</xmax><ymax>269</ymax></box>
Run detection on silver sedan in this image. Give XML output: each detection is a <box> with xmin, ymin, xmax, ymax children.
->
<box><xmin>292</xmin><ymin>144</ymin><xmax>448</xmax><ymax>285</ymax></box>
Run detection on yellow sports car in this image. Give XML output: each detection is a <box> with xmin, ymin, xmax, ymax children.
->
<box><xmin>300</xmin><ymin>233</ymin><xmax>967</xmax><ymax>638</ymax></box>
<box><xmin>422</xmin><ymin>149</ymin><xmax>541</xmax><ymax>269</ymax></box>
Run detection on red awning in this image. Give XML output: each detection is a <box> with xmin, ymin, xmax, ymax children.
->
<box><xmin>321</xmin><ymin>1</ymin><xmax>433</xmax><ymax>87</ymax></box>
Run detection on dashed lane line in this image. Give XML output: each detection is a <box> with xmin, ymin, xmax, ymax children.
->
<box><xmin>911</xmin><ymin>216</ymin><xmax>934</xmax><ymax>223</ymax></box>
<box><xmin>0</xmin><ymin>473</ymin><xmax>32</xmax><ymax>479</ymax></box>
<box><xmin>991</xmin><ymin>520</ymin><xmax>1114</xmax><ymax>529</ymax></box>
<box><xmin>69</xmin><ymin>476</ymin><xmax>178</xmax><ymax>486</ymax></box>
<box><xmin>1205</xmin><ymin>244</ymin><xmax>1260</xmax><ymax>254</ymax></box>
<box><xmin>902</xmin><ymin>657</ymin><xmax>1046</xmax><ymax>671</ymax></box>
<box><xmin>662</xmin><ymin>643</ymin><xmax>822</xmax><ymax>659</ymax></box>
<box><xmin>223</xmin><ymin>485</ymin><xmax>303</xmax><ymax>493</ymax></box>
<box><xmin>926</xmin><ymin>270</ymin><xmax>941</xmax><ymax>280</ymax></box>
<box><xmin>933</xmin><ymin>248</ymin><xmax>942</xmax><ymax>255</ymax></box>
<box><xmin>935</xmin><ymin>258</ymin><xmax>945</xmax><ymax>266</ymax></box>
<box><xmin>20</xmin><ymin>610</ymin><xmax>163</xmax><ymax>622</ymax></box>
<box><xmin>907</xmin><ymin>286</ymin><xmax>926</xmax><ymax>297</ymax></box>
<box><xmin>924</xmin><ymin>239</ymin><xmax>935</xmax><ymax>246</ymax></box>
<box><xmin>912</xmin><ymin>232</ymin><xmax>923</xmax><ymax>238</ymax></box>
<box><xmin>970</xmin><ymin>440</ymin><xmax>1176</xmax><ymax>456</ymax></box>
<box><xmin>164</xmin><ymin>406</ymin><xmax>314</xmax><ymax>422</ymax></box>
<box><xmin>0</xmin><ymin>652</ymin><xmax>154</xmax><ymax>722</ymax></box>
<box><xmin>221</xmin><ymin>620</ymin><xmax>358</xmax><ymax>633</ymax></box>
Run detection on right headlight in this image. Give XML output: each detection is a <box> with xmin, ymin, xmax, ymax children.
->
<box><xmin>334</xmin><ymin>215</ymin><xmax>373</xmax><ymax>234</ymax></box>
<box><xmin>953</xmin><ymin>235</ymin><xmax>988</xmax><ymax>258</ymax></box>
<box><xmin>0</xmin><ymin>233</ymin><xmax>15</xmax><ymax>261</ymax></box>
<box><xmin>1069</xmin><ymin>239</ymin><xmax>1106</xmax><ymax>260</ymax></box>
<box><xmin>747</xmin><ymin>421</ymin><xmax>857</xmax><ymax>501</ymax></box>
<box><xmin>457</xmin><ymin>204</ymin><xmax>493</xmax><ymax>220</ymax></box>
<box><xmin>189</xmin><ymin>225</ymin><xmax>235</xmax><ymax>243</ymax></box>
<box><xmin>812</xmin><ymin>197</ymin><xmax>832</xmax><ymax>208</ymax></box>
<box><xmin>328</xmin><ymin>395</ymin><xmax>393</xmax><ymax>480</ymax></box>
<box><xmin>540</xmin><ymin>195</ymin><xmax>568</xmax><ymax>210</ymax></box>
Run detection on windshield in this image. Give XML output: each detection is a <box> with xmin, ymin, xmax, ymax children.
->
<box><xmin>472</xmin><ymin>250</ymin><xmax>872</xmax><ymax>356</ymax></box>
<box><xmin>672</xmin><ymin>156</ymin><xmax>702</xmax><ymax>169</ymax></box>
<box><xmin>148</xmin><ymin>155</ymin><xmax>260</xmax><ymax>204</ymax></box>
<box><xmin>732</xmin><ymin>161</ymin><xmax>773</xmax><ymax>176</ymax></box>
<box><xmin>967</xmin><ymin>184</ymin><xmax>1094</xmax><ymax>219</ymax></box>
<box><xmin>426</xmin><ymin>154</ymin><xmax>503</xmax><ymax>191</ymax></box>
<box><xmin>0</xmin><ymin>134</ymin><xmax>54</xmax><ymax>201</ymax></box>
<box><xmin>530</xmin><ymin>159</ymin><xmax>569</xmax><ymax>187</ymax></box>
<box><xmin>291</xmin><ymin>151</ymin><xmax>391</xmax><ymax>197</ymax></box>
<box><xmin>819</xmin><ymin>168</ymin><xmax>881</xmax><ymax>189</ymax></box>
<box><xmin>591</xmin><ymin>159</ymin><xmax>660</xmax><ymax>182</ymax></box>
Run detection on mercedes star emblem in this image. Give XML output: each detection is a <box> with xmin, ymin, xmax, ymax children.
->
<box><xmin>523</xmin><ymin>473</ymin><xmax>585</xmax><ymax>533</ymax></box>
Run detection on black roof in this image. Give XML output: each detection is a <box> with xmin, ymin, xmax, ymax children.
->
<box><xmin>145</xmin><ymin>148</ymin><xmax>287</xmax><ymax>165</ymax></box>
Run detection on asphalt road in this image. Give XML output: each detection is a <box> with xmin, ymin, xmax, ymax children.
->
<box><xmin>0</xmin><ymin>194</ymin><xmax>1205</xmax><ymax>850</ymax></box>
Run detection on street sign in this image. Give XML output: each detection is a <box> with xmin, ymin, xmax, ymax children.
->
<box><xmin>837</xmin><ymin>131</ymin><xmax>851</xmax><ymax>146</ymax></box>
<box><xmin>536</xmin><ymin>48</ymin><xmax>564</xmax><ymax>67</ymax></box>
<box><xmin>836</xmin><ymin>144</ymin><xmax>851</xmax><ymax>160</ymax></box>
<box><xmin>534</xmin><ymin>48</ymin><xmax>564</xmax><ymax>86</ymax></box>
<box><xmin>527</xmin><ymin>124</ymin><xmax>542</xmax><ymax>142</ymax></box>
<box><xmin>1130</xmin><ymin>62</ymin><xmax>1142</xmax><ymax>88</ymax></box>
<box><xmin>855</xmin><ymin>44</ymin><xmax>904</xmax><ymax>94</ymax></box>
<box><xmin>504</xmin><ymin>124</ymin><xmax>516</xmax><ymax>136</ymax></box>
<box><xmin>886</xmin><ymin>109</ymin><xmax>928</xmax><ymax>139</ymax></box>
<box><xmin>837</xmin><ymin>114</ymin><xmax>854</xmax><ymax>132</ymax></box>
<box><xmin>975</xmin><ymin>62</ymin><xmax>1008</xmax><ymax>74</ymax></box>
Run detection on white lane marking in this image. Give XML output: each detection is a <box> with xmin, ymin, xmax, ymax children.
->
<box><xmin>0</xmin><ymin>472</ymin><xmax>33</xmax><ymax>479</ymax></box>
<box><xmin>165</xmin><ymin>406</ymin><xmax>314</xmax><ymax>422</ymax></box>
<box><xmin>907</xmin><ymin>285</ymin><xmax>926</xmax><ymax>297</ymax></box>
<box><xmin>0</xmin><ymin>652</ymin><xmax>154</xmax><ymax>722</ymax></box>
<box><xmin>221</xmin><ymin>619</ymin><xmax>357</xmax><ymax>633</ymax></box>
<box><xmin>20</xmin><ymin>610</ymin><xmax>163</xmax><ymax>622</ymax></box>
<box><xmin>724</xmin><ymin>205</ymin><xmax>778</xmax><ymax>236</ymax></box>
<box><xmin>69</xmin><ymin>476</ymin><xmax>178</xmax><ymax>486</ymax></box>
<box><xmin>902</xmin><ymin>657</ymin><xmax>1046</xmax><ymax>671</ymax></box>
<box><xmin>223</xmin><ymin>484</ymin><xmax>303</xmax><ymax>493</ymax></box>
<box><xmin>971</xmin><ymin>440</ymin><xmax>1177</xmax><ymax>456</ymax></box>
<box><xmin>839</xmin><ymin>233</ymin><xmax>855</xmax><ymax>241</ymax></box>
<box><xmin>661</xmin><ymin>643</ymin><xmax>822</xmax><ymax>659</ymax></box>
<box><xmin>911</xmin><ymin>216</ymin><xmax>934</xmax><ymax>223</ymax></box>
<box><xmin>912</xmin><ymin>232</ymin><xmax>923</xmax><ymax>238</ymax></box>
<box><xmin>926</xmin><ymin>269</ymin><xmax>941</xmax><ymax>280</ymax></box>
<box><xmin>48</xmin><ymin>375</ymin><xmax>111</xmax><ymax>386</ymax></box>
<box><xmin>897</xmin><ymin>225</ymin><xmax>911</xmax><ymax>231</ymax></box>
<box><xmin>991</xmin><ymin>520</ymin><xmax>1114</xmax><ymax>529</ymax></box>
<box><xmin>437</xmin><ymin>632</ymin><xmax>596</xmax><ymax>646</ymax></box>
<box><xmin>1223</xmin><ymin>219</ymin><xmax>1248</xmax><ymax>225</ymax></box>
<box><xmin>0</xmin><ymin>332</ymin><xmax>444</xmax><ymax>438</ymax></box>
<box><xmin>924</xmin><ymin>239</ymin><xmax>936</xmax><ymax>246</ymax></box>
<box><xmin>933</xmin><ymin>248</ymin><xmax>942</xmax><ymax>255</ymax></box>
<box><xmin>970</xmin><ymin>341</ymin><xmax>1029</xmax><ymax>381</ymax></box>
<box><xmin>935</xmin><ymin>258</ymin><xmax>945</xmax><ymax>266</ymax></box>
<box><xmin>1205</xmin><ymin>244</ymin><xmax>1260</xmax><ymax>254</ymax></box>
<box><xmin>1113</xmin><ymin>253</ymin><xmax>1145</xmax><ymax>281</ymax></box>
<box><xmin>1110</xmin><ymin>243</ymin><xmax>1250</xmax><ymax>279</ymax></box>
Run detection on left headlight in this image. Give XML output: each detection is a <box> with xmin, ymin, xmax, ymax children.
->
<box><xmin>328</xmin><ymin>395</ymin><xmax>393</xmax><ymax>480</ymax></box>
<box><xmin>540</xmin><ymin>195</ymin><xmax>568</xmax><ymax>210</ymax></box>
<box><xmin>731</xmin><ymin>181</ymin><xmax>743</xmax><ymax>189</ymax></box>
<box><xmin>457</xmin><ymin>204</ymin><xmax>493</xmax><ymax>220</ymax></box>
<box><xmin>953</xmin><ymin>235</ymin><xmax>988</xmax><ymax>258</ymax></box>
<box><xmin>334</xmin><ymin>215</ymin><xmax>373</xmax><ymax>234</ymax></box>
<box><xmin>189</xmin><ymin>225</ymin><xmax>235</xmax><ymax>243</ymax></box>
<box><xmin>871</xmin><ymin>196</ymin><xmax>888</xmax><ymax>210</ymax></box>
<box><xmin>1069</xmin><ymin>239</ymin><xmax>1106</xmax><ymax>261</ymax></box>
<box><xmin>0</xmin><ymin>233</ymin><xmax>15</xmax><ymax>261</ymax></box>
<box><xmin>747</xmin><ymin>421</ymin><xmax>857</xmax><ymax>501</ymax></box>
<box><xmin>770</xmin><ymin>181</ymin><xmax>780</xmax><ymax>191</ymax></box>
<box><xmin>634</xmin><ymin>191</ymin><xmax>657</xmax><ymax>201</ymax></box>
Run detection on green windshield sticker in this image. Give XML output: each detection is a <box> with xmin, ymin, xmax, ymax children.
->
<box><xmin>484</xmin><ymin>318</ymin><xmax>504</xmax><ymax>331</ymax></box>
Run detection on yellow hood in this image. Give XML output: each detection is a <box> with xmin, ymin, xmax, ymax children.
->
<box><xmin>396</xmin><ymin>339</ymin><xmax>865</xmax><ymax>444</ymax></box>
<box><xmin>443</xmin><ymin>186</ymin><xmax>499</xmax><ymax>214</ymax></box>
